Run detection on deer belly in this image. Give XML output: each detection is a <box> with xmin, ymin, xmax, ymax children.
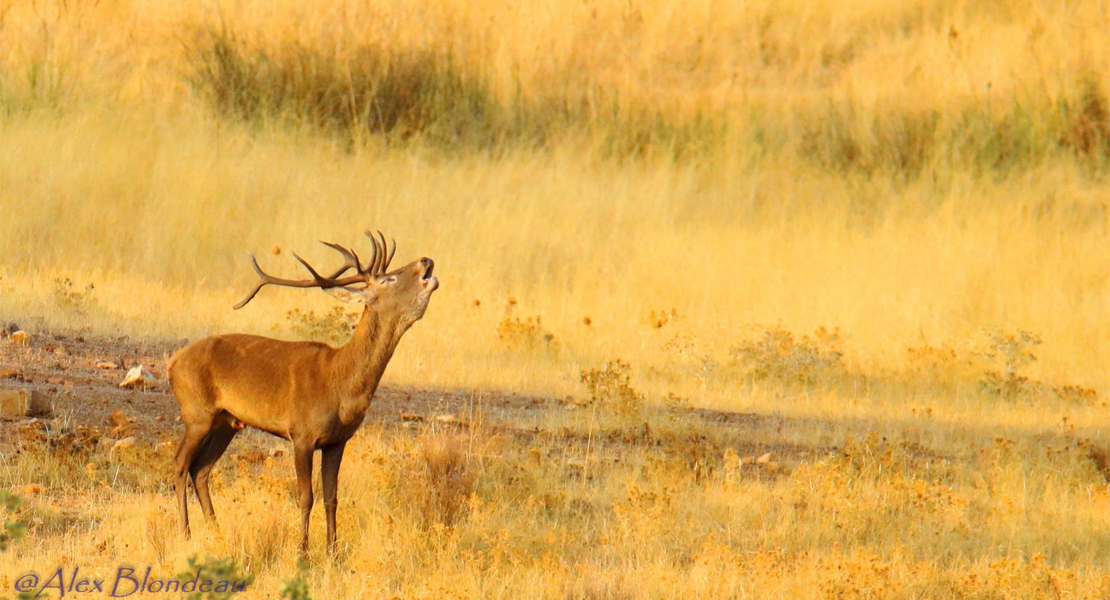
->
<box><xmin>213</xmin><ymin>390</ymin><xmax>292</xmax><ymax>436</ymax></box>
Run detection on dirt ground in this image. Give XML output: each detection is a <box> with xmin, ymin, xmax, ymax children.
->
<box><xmin>0</xmin><ymin>329</ymin><xmax>822</xmax><ymax>472</ymax></box>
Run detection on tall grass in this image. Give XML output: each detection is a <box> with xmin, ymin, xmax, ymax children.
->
<box><xmin>1</xmin><ymin>112</ymin><xmax>1106</xmax><ymax>418</ymax></box>
<box><xmin>1</xmin><ymin>0</ymin><xmax>1106</xmax><ymax>169</ymax></box>
<box><xmin>176</xmin><ymin>14</ymin><xmax>1107</xmax><ymax>170</ymax></box>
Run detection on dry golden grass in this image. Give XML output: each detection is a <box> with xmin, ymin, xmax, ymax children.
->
<box><xmin>1</xmin><ymin>410</ymin><xmax>1108</xmax><ymax>599</ymax></box>
<box><xmin>0</xmin><ymin>0</ymin><xmax>1108</xmax><ymax>597</ymax></box>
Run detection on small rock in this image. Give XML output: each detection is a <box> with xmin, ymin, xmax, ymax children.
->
<box><xmin>119</xmin><ymin>365</ymin><xmax>156</xmax><ymax>389</ymax></box>
<box><xmin>155</xmin><ymin>415</ymin><xmax>164</xmax><ymax>422</ymax></box>
<box><xmin>10</xmin><ymin>331</ymin><xmax>30</xmax><ymax>346</ymax></box>
<box><xmin>434</xmin><ymin>414</ymin><xmax>458</xmax><ymax>424</ymax></box>
<box><xmin>47</xmin><ymin>378</ymin><xmax>63</xmax><ymax>385</ymax></box>
<box><xmin>756</xmin><ymin>452</ymin><xmax>774</xmax><ymax>464</ymax></box>
<box><xmin>0</xmin><ymin>389</ymin><xmax>51</xmax><ymax>416</ymax></box>
<box><xmin>96</xmin><ymin>361</ymin><xmax>119</xmax><ymax>370</ymax></box>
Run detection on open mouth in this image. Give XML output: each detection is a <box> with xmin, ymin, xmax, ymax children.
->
<box><xmin>420</xmin><ymin>259</ymin><xmax>438</xmax><ymax>291</ymax></box>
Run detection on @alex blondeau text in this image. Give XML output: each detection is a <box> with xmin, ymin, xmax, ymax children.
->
<box><xmin>12</xmin><ymin>566</ymin><xmax>250</xmax><ymax>597</ymax></box>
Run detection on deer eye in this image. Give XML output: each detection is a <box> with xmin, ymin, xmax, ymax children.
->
<box><xmin>379</xmin><ymin>276</ymin><xmax>397</xmax><ymax>286</ymax></box>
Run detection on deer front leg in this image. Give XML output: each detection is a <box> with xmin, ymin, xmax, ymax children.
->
<box><xmin>293</xmin><ymin>443</ymin><xmax>315</xmax><ymax>556</ymax></box>
<box><xmin>321</xmin><ymin>442</ymin><xmax>346</xmax><ymax>556</ymax></box>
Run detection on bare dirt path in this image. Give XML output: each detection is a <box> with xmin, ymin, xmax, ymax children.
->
<box><xmin>0</xmin><ymin>329</ymin><xmax>839</xmax><ymax>476</ymax></box>
<box><xmin>0</xmin><ymin>330</ymin><xmax>565</xmax><ymax>448</ymax></box>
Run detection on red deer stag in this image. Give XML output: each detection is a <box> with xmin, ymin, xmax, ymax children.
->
<box><xmin>167</xmin><ymin>232</ymin><xmax>438</xmax><ymax>555</ymax></box>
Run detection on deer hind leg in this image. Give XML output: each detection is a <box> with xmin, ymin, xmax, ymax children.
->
<box><xmin>175</xmin><ymin>419</ymin><xmax>213</xmax><ymax>538</ymax></box>
<box><xmin>190</xmin><ymin>419</ymin><xmax>238</xmax><ymax>524</ymax></box>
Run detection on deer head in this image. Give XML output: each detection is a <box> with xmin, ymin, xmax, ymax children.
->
<box><xmin>233</xmin><ymin>231</ymin><xmax>439</xmax><ymax>327</ymax></box>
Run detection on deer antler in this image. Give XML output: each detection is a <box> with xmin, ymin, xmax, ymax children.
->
<box><xmin>233</xmin><ymin>241</ymin><xmax>375</xmax><ymax>310</ymax></box>
<box><xmin>364</xmin><ymin>230</ymin><xmax>396</xmax><ymax>275</ymax></box>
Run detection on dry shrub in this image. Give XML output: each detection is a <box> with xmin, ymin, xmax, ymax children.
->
<box><xmin>643</xmin><ymin>308</ymin><xmax>680</xmax><ymax>329</ymax></box>
<box><xmin>907</xmin><ymin>330</ymin><xmax>1102</xmax><ymax>406</ymax></box>
<box><xmin>820</xmin><ymin>547</ymin><xmax>903</xmax><ymax>600</ymax></box>
<box><xmin>497</xmin><ymin>315</ymin><xmax>556</xmax><ymax>353</ymax></box>
<box><xmin>729</xmin><ymin>325</ymin><xmax>845</xmax><ymax>389</ymax></box>
<box><xmin>943</xmin><ymin>554</ymin><xmax>1098</xmax><ymax>600</ymax></box>
<box><xmin>579</xmin><ymin>359</ymin><xmax>643</xmax><ymax>416</ymax></box>
<box><xmin>285</xmin><ymin>306</ymin><xmax>358</xmax><ymax>346</ymax></box>
<box><xmin>907</xmin><ymin>331</ymin><xmax>1092</xmax><ymax>405</ymax></box>
<box><xmin>978</xmin><ymin>329</ymin><xmax>1042</xmax><ymax>401</ymax></box>
<box><xmin>906</xmin><ymin>341</ymin><xmax>983</xmax><ymax>386</ymax></box>
<box><xmin>661</xmin><ymin>335</ymin><xmax>720</xmax><ymax>387</ymax></box>
<box><xmin>51</xmin><ymin>277</ymin><xmax>96</xmax><ymax>315</ymax></box>
<box><xmin>8</xmin><ymin>421</ymin><xmax>110</xmax><ymax>490</ymax></box>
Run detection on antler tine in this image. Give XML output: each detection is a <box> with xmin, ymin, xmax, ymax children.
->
<box><xmin>320</xmin><ymin>241</ymin><xmax>365</xmax><ymax>278</ymax></box>
<box><xmin>292</xmin><ymin>252</ymin><xmax>333</xmax><ymax>285</ymax></box>
<box><xmin>232</xmin><ymin>254</ymin><xmax>270</xmax><ymax>310</ymax></box>
<box><xmin>364</xmin><ymin>230</ymin><xmax>385</xmax><ymax>274</ymax></box>
<box><xmin>371</xmin><ymin>231</ymin><xmax>393</xmax><ymax>273</ymax></box>
<box><xmin>233</xmin><ymin>249</ymin><xmax>367</xmax><ymax>310</ymax></box>
<box><xmin>364</xmin><ymin>231</ymin><xmax>380</xmax><ymax>275</ymax></box>
<box><xmin>383</xmin><ymin>236</ymin><xmax>397</xmax><ymax>272</ymax></box>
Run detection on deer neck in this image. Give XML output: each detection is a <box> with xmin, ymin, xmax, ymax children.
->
<box><xmin>332</xmin><ymin>304</ymin><xmax>409</xmax><ymax>419</ymax></box>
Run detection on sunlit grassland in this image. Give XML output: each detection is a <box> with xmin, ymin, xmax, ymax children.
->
<box><xmin>1</xmin><ymin>409</ymin><xmax>1108</xmax><ymax>598</ymax></box>
<box><xmin>0</xmin><ymin>0</ymin><xmax>1108</xmax><ymax>597</ymax></box>
<box><xmin>1</xmin><ymin>112</ymin><xmax>1106</xmax><ymax>421</ymax></box>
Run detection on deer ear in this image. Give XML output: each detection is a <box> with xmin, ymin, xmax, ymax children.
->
<box><xmin>325</xmin><ymin>287</ymin><xmax>365</xmax><ymax>304</ymax></box>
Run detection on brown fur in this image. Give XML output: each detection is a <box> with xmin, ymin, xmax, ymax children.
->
<box><xmin>169</xmin><ymin>255</ymin><xmax>438</xmax><ymax>555</ymax></box>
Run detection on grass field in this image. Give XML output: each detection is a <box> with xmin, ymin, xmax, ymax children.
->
<box><xmin>0</xmin><ymin>0</ymin><xmax>1108</xmax><ymax>598</ymax></box>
